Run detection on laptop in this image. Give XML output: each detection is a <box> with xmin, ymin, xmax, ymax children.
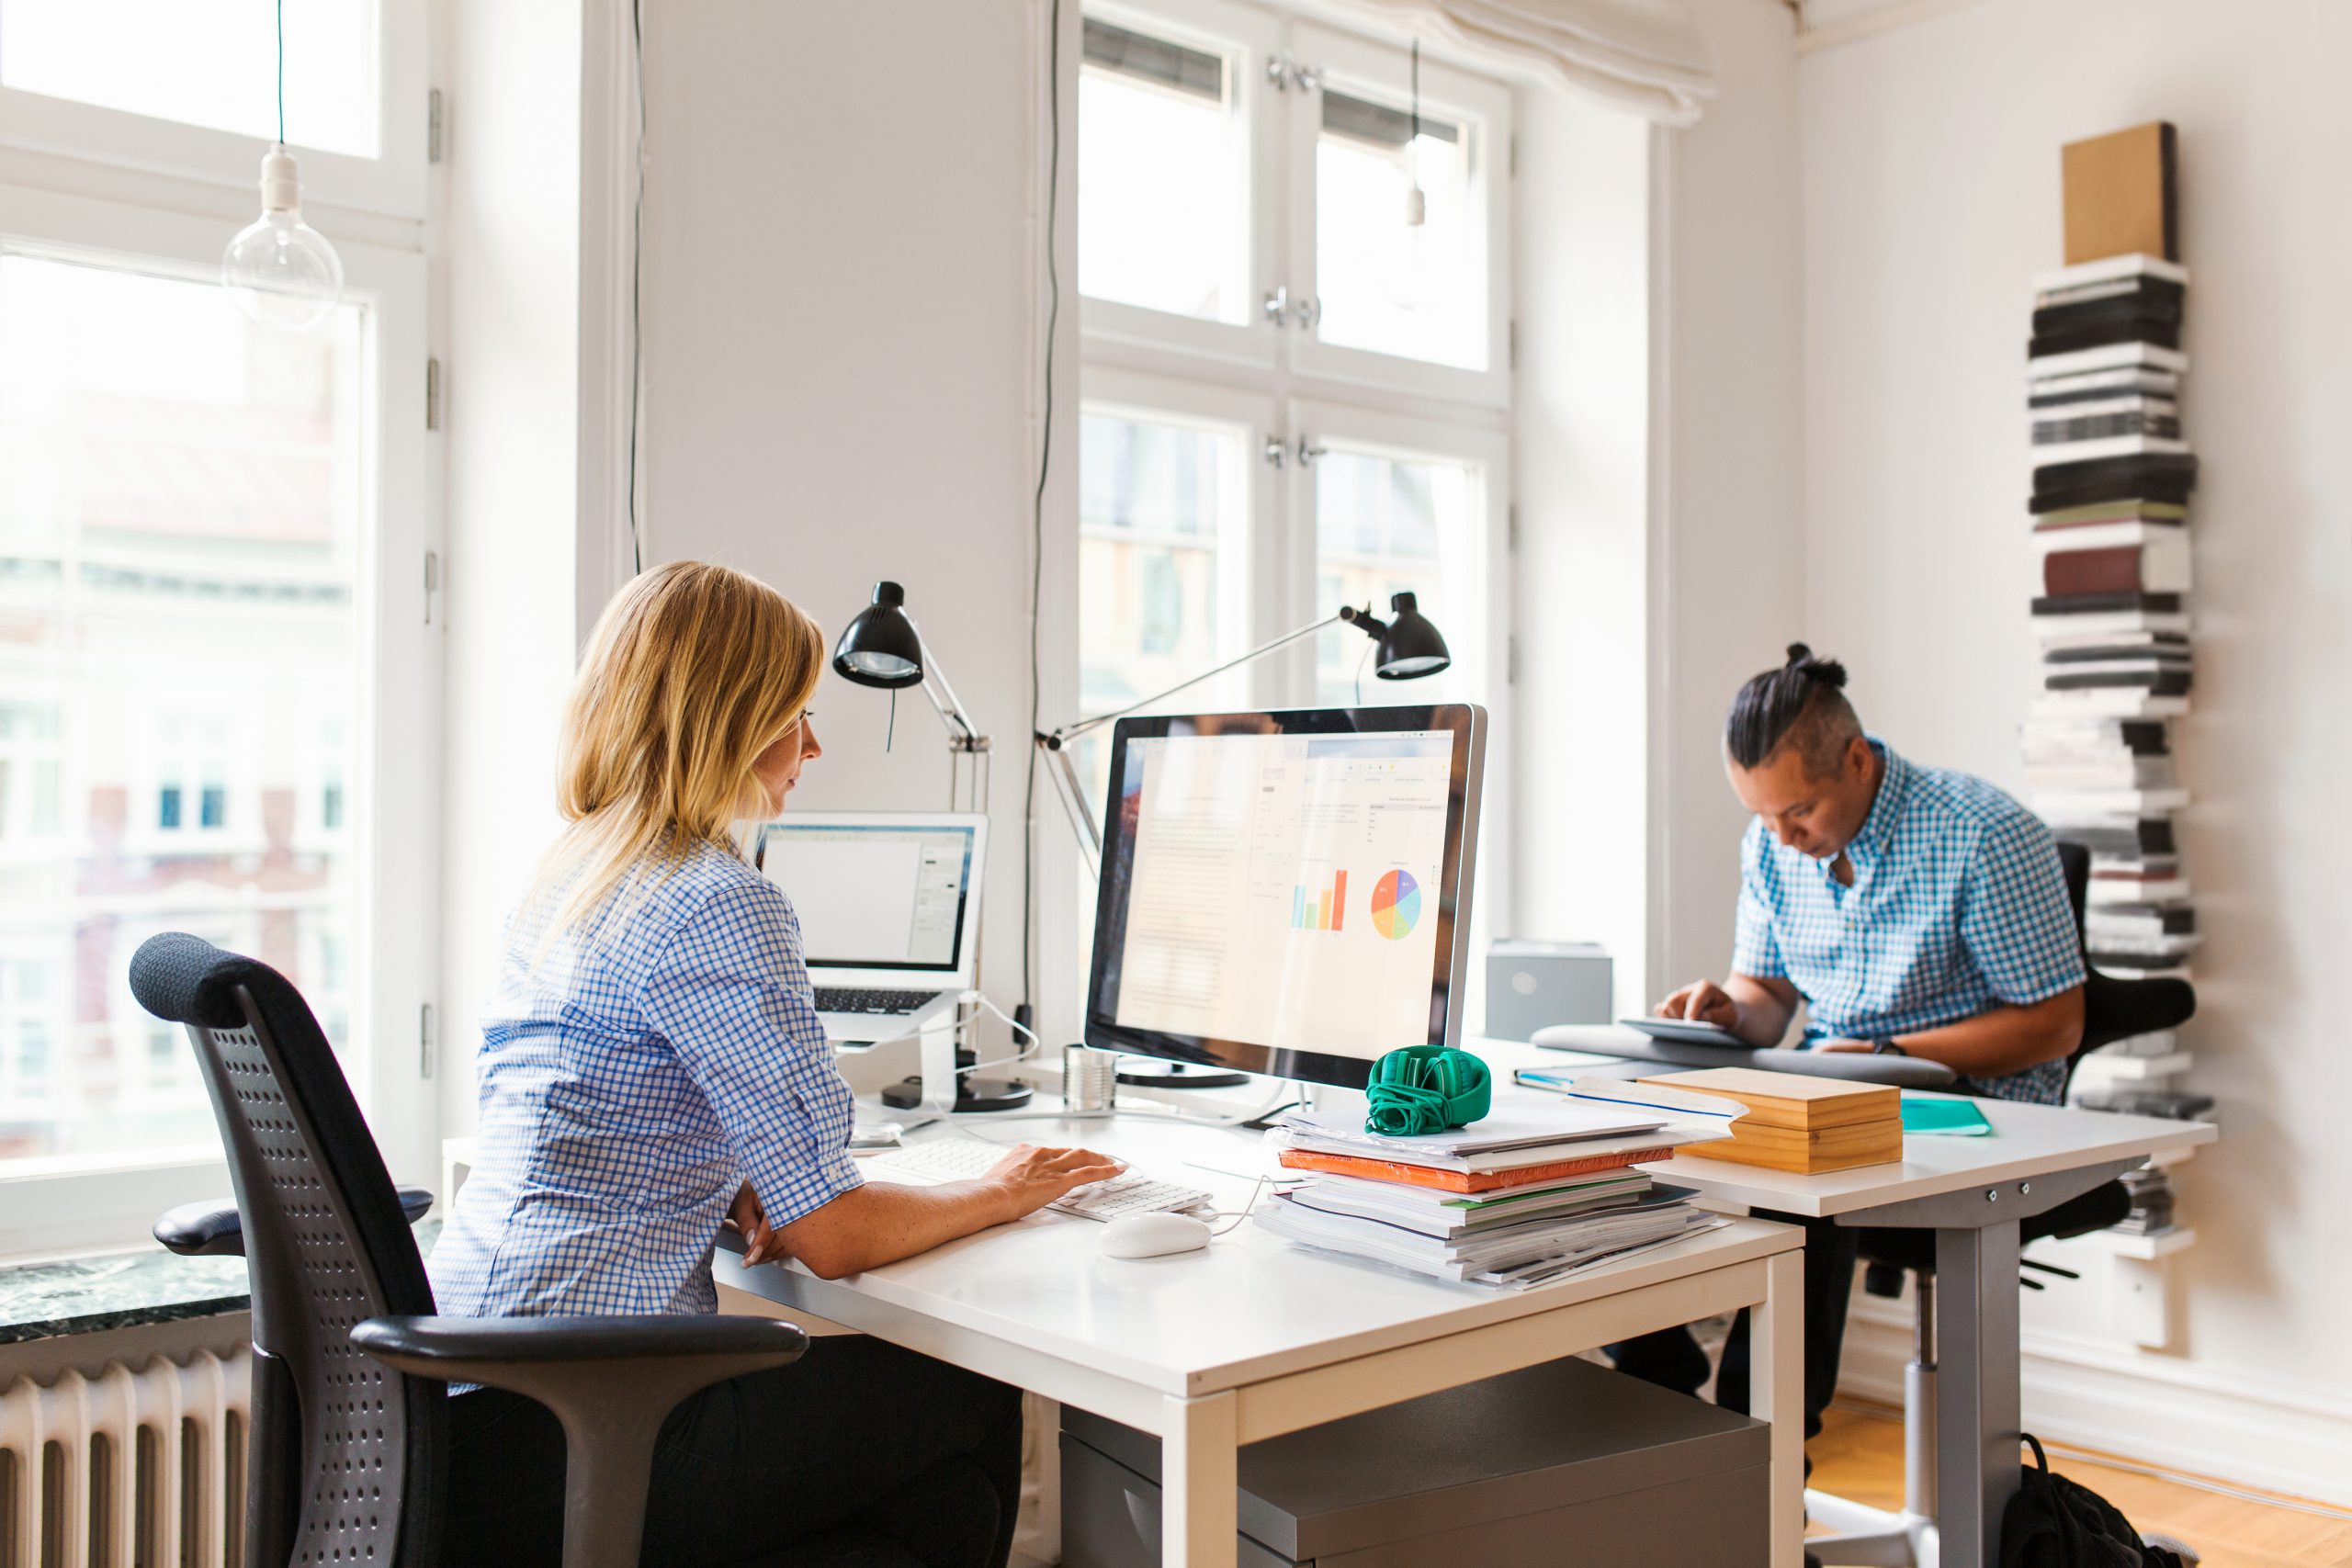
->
<box><xmin>752</xmin><ymin>811</ymin><xmax>987</xmax><ymax>1047</ymax></box>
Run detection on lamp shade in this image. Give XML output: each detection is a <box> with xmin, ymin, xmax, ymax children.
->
<box><xmin>831</xmin><ymin>581</ymin><xmax>925</xmax><ymax>688</ymax></box>
<box><xmin>1372</xmin><ymin>592</ymin><xmax>1451</xmax><ymax>679</ymax></box>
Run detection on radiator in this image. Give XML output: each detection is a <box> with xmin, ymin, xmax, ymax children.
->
<box><xmin>0</xmin><ymin>1348</ymin><xmax>250</xmax><ymax>1568</ymax></box>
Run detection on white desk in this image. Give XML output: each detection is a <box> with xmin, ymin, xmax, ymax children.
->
<box><xmin>712</xmin><ymin>1104</ymin><xmax>1810</xmax><ymax>1568</ymax></box>
<box><xmin>1477</xmin><ymin>1035</ymin><xmax>2218</xmax><ymax>1568</ymax></box>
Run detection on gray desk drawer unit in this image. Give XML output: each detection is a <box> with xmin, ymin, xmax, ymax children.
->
<box><xmin>1061</xmin><ymin>1356</ymin><xmax>1768</xmax><ymax>1567</ymax></box>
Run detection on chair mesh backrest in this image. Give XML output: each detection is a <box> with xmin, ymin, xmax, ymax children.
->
<box><xmin>130</xmin><ymin>933</ymin><xmax>444</xmax><ymax>1568</ymax></box>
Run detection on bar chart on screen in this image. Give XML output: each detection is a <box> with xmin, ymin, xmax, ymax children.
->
<box><xmin>1294</xmin><ymin>869</ymin><xmax>1349</xmax><ymax>931</ymax></box>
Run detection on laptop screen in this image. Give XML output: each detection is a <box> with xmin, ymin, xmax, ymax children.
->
<box><xmin>757</xmin><ymin>820</ymin><xmax>978</xmax><ymax>974</ymax></box>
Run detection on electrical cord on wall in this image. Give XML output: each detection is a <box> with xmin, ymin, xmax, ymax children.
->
<box><xmin>1018</xmin><ymin>0</ymin><xmax>1063</xmax><ymax>1043</ymax></box>
<box><xmin>624</xmin><ymin>0</ymin><xmax>648</xmax><ymax>573</ymax></box>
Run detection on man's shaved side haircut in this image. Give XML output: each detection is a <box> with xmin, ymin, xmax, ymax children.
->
<box><xmin>1725</xmin><ymin>643</ymin><xmax>1863</xmax><ymax>779</ymax></box>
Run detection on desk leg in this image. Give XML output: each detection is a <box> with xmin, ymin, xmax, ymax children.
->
<box><xmin>1749</xmin><ymin>1247</ymin><xmax>1805</xmax><ymax>1568</ymax></box>
<box><xmin>1161</xmin><ymin>1391</ymin><xmax>1238</xmax><ymax>1568</ymax></box>
<box><xmin>1936</xmin><ymin>1220</ymin><xmax>2022</xmax><ymax>1568</ymax></box>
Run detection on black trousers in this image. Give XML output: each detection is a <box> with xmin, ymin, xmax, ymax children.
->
<box><xmin>1608</xmin><ymin>1212</ymin><xmax>1860</xmax><ymax>1450</ymax></box>
<box><xmin>446</xmin><ymin>1334</ymin><xmax>1024</xmax><ymax>1568</ymax></box>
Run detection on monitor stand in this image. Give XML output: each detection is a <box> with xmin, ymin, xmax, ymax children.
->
<box><xmin>1114</xmin><ymin>1058</ymin><xmax>1250</xmax><ymax>1091</ymax></box>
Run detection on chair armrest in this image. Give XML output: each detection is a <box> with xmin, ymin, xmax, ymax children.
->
<box><xmin>350</xmin><ymin>1313</ymin><xmax>808</xmax><ymax>1368</ymax></box>
<box><xmin>154</xmin><ymin>1187</ymin><xmax>435</xmax><ymax>1258</ymax></box>
<box><xmin>154</xmin><ymin>1201</ymin><xmax>246</xmax><ymax>1257</ymax></box>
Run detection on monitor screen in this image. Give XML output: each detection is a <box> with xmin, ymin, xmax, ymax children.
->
<box><xmin>757</xmin><ymin>819</ymin><xmax>978</xmax><ymax>972</ymax></box>
<box><xmin>1085</xmin><ymin>705</ymin><xmax>1485</xmax><ymax>1089</ymax></box>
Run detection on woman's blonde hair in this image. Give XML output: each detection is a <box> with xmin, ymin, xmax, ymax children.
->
<box><xmin>530</xmin><ymin>560</ymin><xmax>825</xmax><ymax>938</ymax></box>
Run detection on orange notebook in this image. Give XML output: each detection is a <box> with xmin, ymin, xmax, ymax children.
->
<box><xmin>1276</xmin><ymin>1145</ymin><xmax>1675</xmax><ymax>1194</ymax></box>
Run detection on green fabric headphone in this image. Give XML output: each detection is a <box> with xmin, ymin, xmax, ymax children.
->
<box><xmin>1364</xmin><ymin>1045</ymin><xmax>1492</xmax><ymax>1137</ymax></box>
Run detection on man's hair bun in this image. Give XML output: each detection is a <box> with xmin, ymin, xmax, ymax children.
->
<box><xmin>1784</xmin><ymin>643</ymin><xmax>1848</xmax><ymax>690</ymax></box>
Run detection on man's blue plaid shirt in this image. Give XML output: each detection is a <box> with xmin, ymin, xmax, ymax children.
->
<box><xmin>431</xmin><ymin>838</ymin><xmax>862</xmax><ymax>1319</ymax></box>
<box><xmin>1732</xmin><ymin>737</ymin><xmax>2086</xmax><ymax>1103</ymax></box>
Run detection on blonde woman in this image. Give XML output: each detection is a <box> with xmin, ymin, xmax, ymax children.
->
<box><xmin>430</xmin><ymin>562</ymin><xmax>1118</xmax><ymax>1568</ymax></box>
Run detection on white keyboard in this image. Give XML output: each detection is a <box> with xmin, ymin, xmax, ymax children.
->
<box><xmin>868</xmin><ymin>1139</ymin><xmax>1213</xmax><ymax>1221</ymax></box>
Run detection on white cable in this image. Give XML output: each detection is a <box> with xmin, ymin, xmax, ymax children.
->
<box><xmin>1204</xmin><ymin>1173</ymin><xmax>1272</xmax><ymax>1235</ymax></box>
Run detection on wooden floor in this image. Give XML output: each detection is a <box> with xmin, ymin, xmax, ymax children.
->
<box><xmin>1806</xmin><ymin>1404</ymin><xmax>2352</xmax><ymax>1568</ymax></box>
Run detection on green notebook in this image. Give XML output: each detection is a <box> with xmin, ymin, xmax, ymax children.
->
<box><xmin>1901</xmin><ymin>1099</ymin><xmax>1994</xmax><ymax>1137</ymax></box>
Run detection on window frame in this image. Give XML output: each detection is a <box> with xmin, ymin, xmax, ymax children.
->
<box><xmin>0</xmin><ymin>181</ymin><xmax>437</xmax><ymax>1251</ymax></box>
<box><xmin>0</xmin><ymin>0</ymin><xmax>428</xmax><ymax>222</ymax></box>
<box><xmin>1068</xmin><ymin>0</ymin><xmax>1519</xmax><ymax>1045</ymax></box>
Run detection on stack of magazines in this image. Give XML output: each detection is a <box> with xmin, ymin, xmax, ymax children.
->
<box><xmin>1255</xmin><ymin>1099</ymin><xmax>1733</xmax><ymax>1290</ymax></box>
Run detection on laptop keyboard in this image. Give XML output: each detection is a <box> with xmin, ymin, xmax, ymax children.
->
<box><xmin>814</xmin><ymin>987</ymin><xmax>940</xmax><ymax>1016</ymax></box>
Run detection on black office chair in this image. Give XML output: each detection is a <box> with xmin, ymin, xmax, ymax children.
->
<box><xmin>1804</xmin><ymin>841</ymin><xmax>2197</xmax><ymax>1564</ymax></box>
<box><xmin>132</xmin><ymin>932</ymin><xmax>812</xmax><ymax>1568</ymax></box>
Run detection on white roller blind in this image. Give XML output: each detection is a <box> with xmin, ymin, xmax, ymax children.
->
<box><xmin>1328</xmin><ymin>0</ymin><xmax>1716</xmax><ymax>125</ymax></box>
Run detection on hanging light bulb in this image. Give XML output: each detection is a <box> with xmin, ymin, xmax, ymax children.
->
<box><xmin>221</xmin><ymin>0</ymin><xmax>343</xmax><ymax>331</ymax></box>
<box><xmin>1402</xmin><ymin>39</ymin><xmax>1427</xmax><ymax>230</ymax></box>
<box><xmin>222</xmin><ymin>144</ymin><xmax>344</xmax><ymax>330</ymax></box>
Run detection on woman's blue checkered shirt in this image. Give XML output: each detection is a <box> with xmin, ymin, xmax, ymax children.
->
<box><xmin>430</xmin><ymin>839</ymin><xmax>863</xmax><ymax>1319</ymax></box>
<box><xmin>1733</xmin><ymin>738</ymin><xmax>2086</xmax><ymax>1103</ymax></box>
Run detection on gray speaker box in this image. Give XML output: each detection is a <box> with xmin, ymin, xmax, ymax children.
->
<box><xmin>1484</xmin><ymin>940</ymin><xmax>1613</xmax><ymax>1042</ymax></box>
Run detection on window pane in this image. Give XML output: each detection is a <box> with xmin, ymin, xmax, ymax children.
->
<box><xmin>1315</xmin><ymin>91</ymin><xmax>1485</xmax><ymax>369</ymax></box>
<box><xmin>1076</xmin><ymin>409</ymin><xmax>1245</xmax><ymax>974</ymax></box>
<box><xmin>1314</xmin><ymin>447</ymin><xmax>1478</xmax><ymax>705</ymax></box>
<box><xmin>1079</xmin><ymin>16</ymin><xmax>1250</xmax><ymax>324</ymax></box>
<box><xmin>0</xmin><ymin>252</ymin><xmax>368</xmax><ymax>1165</ymax></box>
<box><xmin>1</xmin><ymin>0</ymin><xmax>379</xmax><ymax>159</ymax></box>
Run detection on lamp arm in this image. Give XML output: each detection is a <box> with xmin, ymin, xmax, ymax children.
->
<box><xmin>914</xmin><ymin>630</ymin><xmax>985</xmax><ymax>747</ymax></box>
<box><xmin>1042</xmin><ymin>610</ymin><xmax>1353</xmax><ymax>748</ymax></box>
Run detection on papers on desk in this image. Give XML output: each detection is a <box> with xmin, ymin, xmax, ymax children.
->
<box><xmin>1255</xmin><ymin>1183</ymin><xmax>1723</xmax><ymax>1290</ymax></box>
<box><xmin>1252</xmin><ymin>1097</ymin><xmax>1734</xmax><ymax>1288</ymax></box>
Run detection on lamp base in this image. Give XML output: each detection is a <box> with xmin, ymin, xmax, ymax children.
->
<box><xmin>880</xmin><ymin>1074</ymin><xmax>1035</xmax><ymax>1115</ymax></box>
<box><xmin>1113</xmin><ymin>1059</ymin><xmax>1250</xmax><ymax>1090</ymax></box>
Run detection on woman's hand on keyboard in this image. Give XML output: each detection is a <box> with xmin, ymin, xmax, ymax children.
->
<box><xmin>980</xmin><ymin>1145</ymin><xmax>1127</xmax><ymax>1222</ymax></box>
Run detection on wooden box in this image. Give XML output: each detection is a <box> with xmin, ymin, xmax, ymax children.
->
<box><xmin>1639</xmin><ymin>1068</ymin><xmax>1904</xmax><ymax>1174</ymax></box>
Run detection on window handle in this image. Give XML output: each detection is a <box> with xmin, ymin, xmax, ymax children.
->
<box><xmin>1263</xmin><ymin>287</ymin><xmax>1291</xmax><ymax>326</ymax></box>
<box><xmin>1293</xmin><ymin>294</ymin><xmax>1322</xmax><ymax>332</ymax></box>
<box><xmin>1261</xmin><ymin>437</ymin><xmax>1287</xmax><ymax>469</ymax></box>
<box><xmin>1296</xmin><ymin>437</ymin><xmax>1329</xmax><ymax>467</ymax></box>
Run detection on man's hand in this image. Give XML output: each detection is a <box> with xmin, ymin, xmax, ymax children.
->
<box><xmin>978</xmin><ymin>1144</ymin><xmax>1128</xmax><ymax>1224</ymax></box>
<box><xmin>1656</xmin><ymin>979</ymin><xmax>1740</xmax><ymax>1029</ymax></box>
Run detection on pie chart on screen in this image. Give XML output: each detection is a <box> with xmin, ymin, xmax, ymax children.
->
<box><xmin>1371</xmin><ymin>870</ymin><xmax>1420</xmax><ymax>941</ymax></box>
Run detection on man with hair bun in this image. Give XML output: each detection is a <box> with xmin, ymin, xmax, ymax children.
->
<box><xmin>1612</xmin><ymin>642</ymin><xmax>2086</xmax><ymax>1478</ymax></box>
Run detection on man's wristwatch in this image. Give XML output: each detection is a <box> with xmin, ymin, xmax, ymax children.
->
<box><xmin>1869</xmin><ymin>1037</ymin><xmax>1908</xmax><ymax>1056</ymax></box>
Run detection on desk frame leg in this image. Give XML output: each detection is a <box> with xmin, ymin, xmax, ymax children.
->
<box><xmin>1937</xmin><ymin>1219</ymin><xmax>2021</xmax><ymax>1568</ymax></box>
<box><xmin>1162</xmin><ymin>1391</ymin><xmax>1238</xmax><ymax>1568</ymax></box>
<box><xmin>1750</xmin><ymin>1247</ymin><xmax>1806</xmax><ymax>1568</ymax></box>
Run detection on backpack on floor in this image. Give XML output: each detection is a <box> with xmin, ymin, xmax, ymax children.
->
<box><xmin>2000</xmin><ymin>1435</ymin><xmax>2198</xmax><ymax>1568</ymax></box>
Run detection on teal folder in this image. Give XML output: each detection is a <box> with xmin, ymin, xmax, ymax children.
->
<box><xmin>1901</xmin><ymin>1099</ymin><xmax>1994</xmax><ymax>1137</ymax></box>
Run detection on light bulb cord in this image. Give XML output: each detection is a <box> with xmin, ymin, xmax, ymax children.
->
<box><xmin>277</xmin><ymin>0</ymin><xmax>286</xmax><ymax>146</ymax></box>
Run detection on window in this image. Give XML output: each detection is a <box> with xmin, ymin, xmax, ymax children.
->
<box><xmin>1</xmin><ymin>0</ymin><xmax>380</xmax><ymax>157</ymax></box>
<box><xmin>1079</xmin><ymin>15</ymin><xmax>1251</xmax><ymax>324</ymax></box>
<box><xmin>0</xmin><ymin>22</ymin><xmax>436</xmax><ymax>1232</ymax></box>
<box><xmin>1069</xmin><ymin>5</ymin><xmax>1515</xmax><ymax>1031</ymax></box>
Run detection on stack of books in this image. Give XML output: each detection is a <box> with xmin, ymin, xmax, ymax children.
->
<box><xmin>1633</xmin><ymin>1068</ymin><xmax>1903</xmax><ymax>1174</ymax></box>
<box><xmin>2024</xmin><ymin>253</ymin><xmax>2198</xmax><ymax>987</ymax></box>
<box><xmin>1256</xmin><ymin>1102</ymin><xmax>1726</xmax><ymax>1290</ymax></box>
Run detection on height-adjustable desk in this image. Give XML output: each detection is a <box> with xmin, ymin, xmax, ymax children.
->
<box><xmin>712</xmin><ymin>1102</ymin><xmax>1810</xmax><ymax>1568</ymax></box>
<box><xmin>1484</xmin><ymin>1032</ymin><xmax>2217</xmax><ymax>1568</ymax></box>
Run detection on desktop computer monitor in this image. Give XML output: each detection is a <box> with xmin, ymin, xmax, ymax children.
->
<box><xmin>1083</xmin><ymin>705</ymin><xmax>1486</xmax><ymax>1090</ymax></box>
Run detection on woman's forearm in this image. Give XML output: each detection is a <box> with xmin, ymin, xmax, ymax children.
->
<box><xmin>775</xmin><ymin>1179</ymin><xmax>1013</xmax><ymax>1279</ymax></box>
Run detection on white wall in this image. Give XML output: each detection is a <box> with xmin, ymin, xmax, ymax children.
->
<box><xmin>433</xmin><ymin>0</ymin><xmax>591</xmax><ymax>1133</ymax></box>
<box><xmin>1651</xmin><ymin>0</ymin><xmax>1809</xmax><ymax>1000</ymax></box>
<box><xmin>1803</xmin><ymin>0</ymin><xmax>2352</xmax><ymax>1495</ymax></box>
<box><xmin>635</xmin><ymin>1</ymin><xmax>1067</xmax><ymax>1047</ymax></box>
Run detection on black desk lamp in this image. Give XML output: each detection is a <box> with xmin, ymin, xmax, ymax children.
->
<box><xmin>831</xmin><ymin>581</ymin><xmax>1025</xmax><ymax>1112</ymax></box>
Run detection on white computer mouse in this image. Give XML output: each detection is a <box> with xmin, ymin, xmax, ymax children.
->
<box><xmin>1097</xmin><ymin>1212</ymin><xmax>1213</xmax><ymax>1259</ymax></box>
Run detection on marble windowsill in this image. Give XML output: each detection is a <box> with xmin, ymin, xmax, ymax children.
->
<box><xmin>0</xmin><ymin>1220</ymin><xmax>441</xmax><ymax>1348</ymax></box>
